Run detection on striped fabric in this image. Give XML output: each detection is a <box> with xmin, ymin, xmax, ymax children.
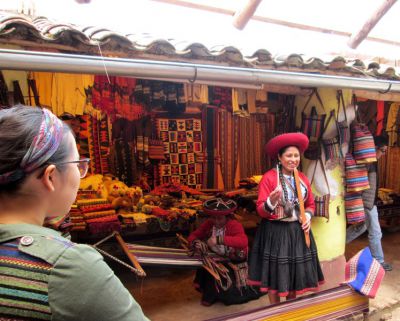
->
<box><xmin>344</xmin><ymin>247</ymin><xmax>385</xmax><ymax>299</ymax></box>
<box><xmin>351</xmin><ymin>123</ymin><xmax>377</xmax><ymax>164</ymax></box>
<box><xmin>345</xmin><ymin>153</ymin><xmax>370</xmax><ymax>192</ymax></box>
<box><xmin>345</xmin><ymin>192</ymin><xmax>366</xmax><ymax>224</ymax></box>
<box><xmin>301</xmin><ymin>107</ymin><xmax>326</xmax><ymax>140</ymax></box>
<box><xmin>314</xmin><ymin>194</ymin><xmax>330</xmax><ymax>221</ymax></box>
<box><xmin>322</xmin><ymin>136</ymin><xmax>342</xmax><ymax>161</ymax></box>
<box><xmin>0</xmin><ymin>240</ymin><xmax>52</xmax><ymax>320</ymax></box>
<box><xmin>204</xmin><ymin>285</ymin><xmax>368</xmax><ymax>321</ymax></box>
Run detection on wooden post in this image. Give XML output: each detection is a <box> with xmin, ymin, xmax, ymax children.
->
<box><xmin>233</xmin><ymin>0</ymin><xmax>263</xmax><ymax>30</ymax></box>
<box><xmin>347</xmin><ymin>0</ymin><xmax>397</xmax><ymax>49</ymax></box>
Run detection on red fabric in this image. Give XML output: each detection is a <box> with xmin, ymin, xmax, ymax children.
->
<box><xmin>265</xmin><ymin>133</ymin><xmax>309</xmax><ymax>159</ymax></box>
<box><xmin>187</xmin><ymin>219</ymin><xmax>248</xmax><ymax>256</ymax></box>
<box><xmin>376</xmin><ymin>100</ymin><xmax>384</xmax><ymax>135</ymax></box>
<box><xmin>256</xmin><ymin>169</ymin><xmax>315</xmax><ymax>219</ymax></box>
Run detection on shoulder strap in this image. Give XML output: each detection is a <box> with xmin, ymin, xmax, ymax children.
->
<box><xmin>319</xmin><ymin>158</ymin><xmax>331</xmax><ymax>195</ymax></box>
<box><xmin>322</xmin><ymin>109</ymin><xmax>335</xmax><ymax>136</ymax></box>
<box><xmin>310</xmin><ymin>159</ymin><xmax>331</xmax><ymax>195</ymax></box>
<box><xmin>336</xmin><ymin>90</ymin><xmax>347</xmax><ymax>122</ymax></box>
<box><xmin>302</xmin><ymin>88</ymin><xmax>326</xmax><ymax>113</ymax></box>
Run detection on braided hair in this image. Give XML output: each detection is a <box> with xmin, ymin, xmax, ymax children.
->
<box><xmin>278</xmin><ymin>163</ymin><xmax>298</xmax><ymax>204</ymax></box>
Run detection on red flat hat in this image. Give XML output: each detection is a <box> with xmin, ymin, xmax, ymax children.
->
<box><xmin>265</xmin><ymin>132</ymin><xmax>309</xmax><ymax>159</ymax></box>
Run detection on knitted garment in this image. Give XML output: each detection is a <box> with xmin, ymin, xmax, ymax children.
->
<box><xmin>0</xmin><ymin>239</ymin><xmax>53</xmax><ymax>320</ymax></box>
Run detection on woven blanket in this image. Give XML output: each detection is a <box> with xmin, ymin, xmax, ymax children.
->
<box><xmin>343</xmin><ymin>247</ymin><xmax>385</xmax><ymax>299</ymax></box>
<box><xmin>205</xmin><ymin>285</ymin><xmax>368</xmax><ymax>321</ymax></box>
<box><xmin>157</xmin><ymin>118</ymin><xmax>203</xmax><ymax>189</ymax></box>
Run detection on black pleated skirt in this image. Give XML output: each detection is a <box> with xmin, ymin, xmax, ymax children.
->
<box><xmin>248</xmin><ymin>219</ymin><xmax>324</xmax><ymax>297</ymax></box>
<box><xmin>194</xmin><ymin>263</ymin><xmax>264</xmax><ymax>306</ymax></box>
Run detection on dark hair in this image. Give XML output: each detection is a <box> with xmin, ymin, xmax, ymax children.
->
<box><xmin>0</xmin><ymin>105</ymin><xmax>73</xmax><ymax>194</ymax></box>
<box><xmin>374</xmin><ymin>134</ymin><xmax>389</xmax><ymax>148</ymax></box>
<box><xmin>278</xmin><ymin>145</ymin><xmax>299</xmax><ymax>157</ymax></box>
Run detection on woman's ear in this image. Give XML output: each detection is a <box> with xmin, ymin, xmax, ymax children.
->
<box><xmin>41</xmin><ymin>165</ymin><xmax>57</xmax><ymax>192</ymax></box>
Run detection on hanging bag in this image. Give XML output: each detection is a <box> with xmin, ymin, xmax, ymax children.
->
<box><xmin>351</xmin><ymin>95</ymin><xmax>377</xmax><ymax>164</ymax></box>
<box><xmin>345</xmin><ymin>191</ymin><xmax>366</xmax><ymax>224</ymax></box>
<box><xmin>305</xmin><ymin>106</ymin><xmax>335</xmax><ymax>161</ymax></box>
<box><xmin>321</xmin><ymin>110</ymin><xmax>343</xmax><ymax>163</ymax></box>
<box><xmin>300</xmin><ymin>89</ymin><xmax>327</xmax><ymax>139</ymax></box>
<box><xmin>344</xmin><ymin>153</ymin><xmax>370</xmax><ymax>192</ymax></box>
<box><xmin>310</xmin><ymin>159</ymin><xmax>330</xmax><ymax>221</ymax></box>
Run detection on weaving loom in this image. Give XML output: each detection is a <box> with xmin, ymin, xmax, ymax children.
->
<box><xmin>204</xmin><ymin>285</ymin><xmax>368</xmax><ymax>321</ymax></box>
<box><xmin>126</xmin><ymin>243</ymin><xmax>223</xmax><ymax>268</ymax></box>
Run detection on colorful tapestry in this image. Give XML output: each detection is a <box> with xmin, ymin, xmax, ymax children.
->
<box><xmin>157</xmin><ymin>118</ymin><xmax>203</xmax><ymax>189</ymax></box>
<box><xmin>71</xmin><ymin>114</ymin><xmax>111</xmax><ymax>175</ymax></box>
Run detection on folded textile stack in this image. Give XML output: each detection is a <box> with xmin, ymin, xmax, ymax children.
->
<box><xmin>69</xmin><ymin>204</ymin><xmax>86</xmax><ymax>232</ymax></box>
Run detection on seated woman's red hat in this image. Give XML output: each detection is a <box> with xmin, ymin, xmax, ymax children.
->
<box><xmin>265</xmin><ymin>132</ymin><xmax>309</xmax><ymax>159</ymax></box>
<box><xmin>203</xmin><ymin>198</ymin><xmax>237</xmax><ymax>216</ymax></box>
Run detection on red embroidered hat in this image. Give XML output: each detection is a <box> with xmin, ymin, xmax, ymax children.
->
<box><xmin>203</xmin><ymin>198</ymin><xmax>237</xmax><ymax>216</ymax></box>
<box><xmin>265</xmin><ymin>132</ymin><xmax>309</xmax><ymax>159</ymax></box>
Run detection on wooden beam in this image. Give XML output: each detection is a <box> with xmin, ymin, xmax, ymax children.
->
<box><xmin>151</xmin><ymin>0</ymin><xmax>400</xmax><ymax>47</ymax></box>
<box><xmin>353</xmin><ymin>89</ymin><xmax>400</xmax><ymax>102</ymax></box>
<box><xmin>233</xmin><ymin>0</ymin><xmax>263</xmax><ymax>30</ymax></box>
<box><xmin>347</xmin><ymin>0</ymin><xmax>397</xmax><ymax>49</ymax></box>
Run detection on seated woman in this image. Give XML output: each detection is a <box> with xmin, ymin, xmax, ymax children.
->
<box><xmin>188</xmin><ymin>197</ymin><xmax>262</xmax><ymax>306</ymax></box>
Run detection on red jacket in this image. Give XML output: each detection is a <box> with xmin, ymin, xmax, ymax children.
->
<box><xmin>256</xmin><ymin>168</ymin><xmax>315</xmax><ymax>220</ymax></box>
<box><xmin>188</xmin><ymin>219</ymin><xmax>248</xmax><ymax>257</ymax></box>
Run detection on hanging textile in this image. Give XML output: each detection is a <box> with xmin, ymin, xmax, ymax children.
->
<box><xmin>376</xmin><ymin>101</ymin><xmax>384</xmax><ymax>136</ymax></box>
<box><xmin>209</xmin><ymin>86</ymin><xmax>232</xmax><ymax>111</ymax></box>
<box><xmin>29</xmin><ymin>72</ymin><xmax>53</xmax><ymax>108</ymax></box>
<box><xmin>383</xmin><ymin>147</ymin><xmax>400</xmax><ymax>193</ymax></box>
<box><xmin>184</xmin><ymin>84</ymin><xmax>209</xmax><ymax>104</ymax></box>
<box><xmin>157</xmin><ymin>117</ymin><xmax>203</xmax><ymax>189</ymax></box>
<box><xmin>202</xmin><ymin>106</ymin><xmax>219</xmax><ymax>189</ymax></box>
<box><xmin>92</xmin><ymin>75</ymin><xmax>146</xmax><ymax>120</ymax></box>
<box><xmin>219</xmin><ymin>110</ymin><xmax>235</xmax><ymax>190</ymax></box>
<box><xmin>70</xmin><ymin>114</ymin><xmax>111</xmax><ymax>176</ymax></box>
<box><xmin>386</xmin><ymin>103</ymin><xmax>400</xmax><ymax>147</ymax></box>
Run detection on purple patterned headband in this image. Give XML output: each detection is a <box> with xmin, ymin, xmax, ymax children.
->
<box><xmin>0</xmin><ymin>108</ymin><xmax>64</xmax><ymax>185</ymax></box>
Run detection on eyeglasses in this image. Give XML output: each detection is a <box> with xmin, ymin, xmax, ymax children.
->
<box><xmin>56</xmin><ymin>158</ymin><xmax>90</xmax><ymax>178</ymax></box>
<box><xmin>36</xmin><ymin>158</ymin><xmax>91</xmax><ymax>179</ymax></box>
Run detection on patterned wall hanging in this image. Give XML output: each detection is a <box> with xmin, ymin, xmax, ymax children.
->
<box><xmin>156</xmin><ymin>118</ymin><xmax>203</xmax><ymax>189</ymax></box>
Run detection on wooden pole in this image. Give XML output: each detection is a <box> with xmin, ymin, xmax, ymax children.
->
<box><xmin>293</xmin><ymin>168</ymin><xmax>310</xmax><ymax>248</ymax></box>
<box><xmin>347</xmin><ymin>0</ymin><xmax>397</xmax><ymax>49</ymax></box>
<box><xmin>232</xmin><ymin>0</ymin><xmax>263</xmax><ymax>30</ymax></box>
<box><xmin>114</xmin><ymin>232</ymin><xmax>146</xmax><ymax>277</ymax></box>
<box><xmin>150</xmin><ymin>0</ymin><xmax>400</xmax><ymax>47</ymax></box>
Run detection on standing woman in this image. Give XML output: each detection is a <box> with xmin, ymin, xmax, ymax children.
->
<box><xmin>248</xmin><ymin>133</ymin><xmax>324</xmax><ymax>304</ymax></box>
<box><xmin>0</xmin><ymin>105</ymin><xmax>148</xmax><ymax>321</ymax></box>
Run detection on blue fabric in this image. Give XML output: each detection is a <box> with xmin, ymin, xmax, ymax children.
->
<box><xmin>346</xmin><ymin>205</ymin><xmax>384</xmax><ymax>263</ymax></box>
<box><xmin>347</xmin><ymin>247</ymin><xmax>373</xmax><ymax>291</ymax></box>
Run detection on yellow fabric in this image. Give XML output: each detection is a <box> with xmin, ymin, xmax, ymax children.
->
<box><xmin>260</xmin><ymin>292</ymin><xmax>367</xmax><ymax>321</ymax></box>
<box><xmin>51</xmin><ymin>73</ymin><xmax>94</xmax><ymax>116</ymax></box>
<box><xmin>2</xmin><ymin>70</ymin><xmax>29</xmax><ymax>103</ymax></box>
<box><xmin>30</xmin><ymin>72</ymin><xmax>94</xmax><ymax>116</ymax></box>
<box><xmin>386</xmin><ymin>103</ymin><xmax>400</xmax><ymax>146</ymax></box>
<box><xmin>184</xmin><ymin>84</ymin><xmax>209</xmax><ymax>103</ymax></box>
<box><xmin>30</xmin><ymin>72</ymin><xmax>53</xmax><ymax>108</ymax></box>
<box><xmin>232</xmin><ymin>89</ymin><xmax>239</xmax><ymax>113</ymax></box>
